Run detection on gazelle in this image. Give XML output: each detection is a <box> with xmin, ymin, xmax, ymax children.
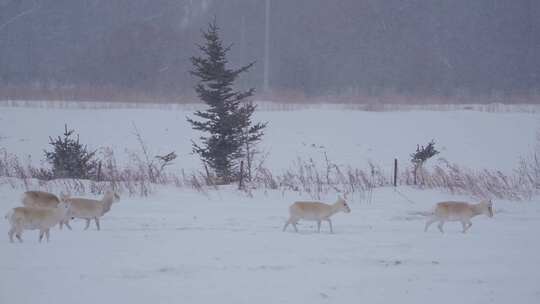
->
<box><xmin>424</xmin><ymin>200</ymin><xmax>494</xmax><ymax>233</ymax></box>
<box><xmin>61</xmin><ymin>190</ymin><xmax>120</xmax><ymax>230</ymax></box>
<box><xmin>21</xmin><ymin>191</ymin><xmax>72</xmax><ymax>230</ymax></box>
<box><xmin>283</xmin><ymin>196</ymin><xmax>351</xmax><ymax>233</ymax></box>
<box><xmin>6</xmin><ymin>202</ymin><xmax>71</xmax><ymax>243</ymax></box>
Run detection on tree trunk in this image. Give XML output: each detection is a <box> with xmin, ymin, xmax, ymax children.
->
<box><xmin>245</xmin><ymin>139</ymin><xmax>252</xmax><ymax>182</ymax></box>
<box><xmin>413</xmin><ymin>165</ymin><xmax>418</xmax><ymax>185</ymax></box>
<box><xmin>263</xmin><ymin>0</ymin><xmax>271</xmax><ymax>92</ymax></box>
<box><xmin>238</xmin><ymin>161</ymin><xmax>245</xmax><ymax>190</ymax></box>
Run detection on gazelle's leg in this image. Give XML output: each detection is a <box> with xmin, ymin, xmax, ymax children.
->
<box><xmin>437</xmin><ymin>221</ymin><xmax>445</xmax><ymax>233</ymax></box>
<box><xmin>461</xmin><ymin>220</ymin><xmax>468</xmax><ymax>233</ymax></box>
<box><xmin>317</xmin><ymin>220</ymin><xmax>321</xmax><ymax>233</ymax></box>
<box><xmin>464</xmin><ymin>220</ymin><xmax>473</xmax><ymax>233</ymax></box>
<box><xmin>95</xmin><ymin>217</ymin><xmax>100</xmax><ymax>231</ymax></box>
<box><xmin>8</xmin><ymin>227</ymin><xmax>15</xmax><ymax>243</ymax></box>
<box><xmin>39</xmin><ymin>230</ymin><xmax>44</xmax><ymax>242</ymax></box>
<box><xmin>292</xmin><ymin>221</ymin><xmax>299</xmax><ymax>232</ymax></box>
<box><xmin>64</xmin><ymin>220</ymin><xmax>72</xmax><ymax>230</ymax></box>
<box><xmin>84</xmin><ymin>219</ymin><xmax>91</xmax><ymax>230</ymax></box>
<box><xmin>283</xmin><ymin>220</ymin><xmax>290</xmax><ymax>232</ymax></box>
<box><xmin>15</xmin><ymin>227</ymin><xmax>23</xmax><ymax>243</ymax></box>
<box><xmin>45</xmin><ymin>229</ymin><xmax>50</xmax><ymax>242</ymax></box>
<box><xmin>327</xmin><ymin>219</ymin><xmax>334</xmax><ymax>234</ymax></box>
<box><xmin>425</xmin><ymin>217</ymin><xmax>437</xmax><ymax>232</ymax></box>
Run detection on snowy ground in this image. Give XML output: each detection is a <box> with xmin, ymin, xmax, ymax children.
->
<box><xmin>0</xmin><ymin>105</ymin><xmax>539</xmax><ymax>303</ymax></box>
<box><xmin>1</xmin><ymin>185</ymin><xmax>539</xmax><ymax>304</ymax></box>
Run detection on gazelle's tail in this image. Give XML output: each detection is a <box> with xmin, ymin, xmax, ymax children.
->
<box><xmin>408</xmin><ymin>210</ymin><xmax>434</xmax><ymax>217</ymax></box>
<box><xmin>4</xmin><ymin>209</ymin><xmax>13</xmax><ymax>221</ymax></box>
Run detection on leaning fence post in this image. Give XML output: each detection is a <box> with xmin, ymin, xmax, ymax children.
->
<box><xmin>204</xmin><ymin>164</ymin><xmax>212</xmax><ymax>186</ymax></box>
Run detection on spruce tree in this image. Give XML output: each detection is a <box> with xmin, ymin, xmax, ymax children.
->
<box><xmin>44</xmin><ymin>124</ymin><xmax>98</xmax><ymax>179</ymax></box>
<box><xmin>188</xmin><ymin>21</ymin><xmax>266</xmax><ymax>184</ymax></box>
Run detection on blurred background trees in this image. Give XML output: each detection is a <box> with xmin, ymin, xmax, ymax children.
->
<box><xmin>1</xmin><ymin>0</ymin><xmax>539</xmax><ymax>101</ymax></box>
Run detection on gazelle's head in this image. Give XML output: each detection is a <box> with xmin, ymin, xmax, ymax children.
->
<box><xmin>336</xmin><ymin>196</ymin><xmax>351</xmax><ymax>213</ymax></box>
<box><xmin>480</xmin><ymin>199</ymin><xmax>494</xmax><ymax>218</ymax></box>
<box><xmin>104</xmin><ymin>190</ymin><xmax>121</xmax><ymax>203</ymax></box>
<box><xmin>57</xmin><ymin>201</ymin><xmax>71</xmax><ymax>215</ymax></box>
<box><xmin>59</xmin><ymin>192</ymin><xmax>70</xmax><ymax>202</ymax></box>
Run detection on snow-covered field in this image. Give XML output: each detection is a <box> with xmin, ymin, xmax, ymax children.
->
<box><xmin>1</xmin><ymin>104</ymin><xmax>539</xmax><ymax>303</ymax></box>
<box><xmin>1</xmin><ymin>186</ymin><xmax>539</xmax><ymax>304</ymax></box>
<box><xmin>0</xmin><ymin>106</ymin><xmax>537</xmax><ymax>173</ymax></box>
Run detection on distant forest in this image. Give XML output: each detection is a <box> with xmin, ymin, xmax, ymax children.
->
<box><xmin>1</xmin><ymin>0</ymin><xmax>539</xmax><ymax>102</ymax></box>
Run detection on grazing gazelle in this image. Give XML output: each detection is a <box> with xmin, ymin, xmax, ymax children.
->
<box><xmin>283</xmin><ymin>196</ymin><xmax>351</xmax><ymax>233</ymax></box>
<box><xmin>424</xmin><ymin>200</ymin><xmax>494</xmax><ymax>233</ymax></box>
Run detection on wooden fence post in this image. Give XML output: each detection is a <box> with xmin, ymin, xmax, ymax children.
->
<box><xmin>394</xmin><ymin>158</ymin><xmax>398</xmax><ymax>187</ymax></box>
<box><xmin>96</xmin><ymin>161</ymin><xmax>102</xmax><ymax>182</ymax></box>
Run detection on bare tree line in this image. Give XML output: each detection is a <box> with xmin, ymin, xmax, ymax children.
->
<box><xmin>1</xmin><ymin>0</ymin><xmax>539</xmax><ymax>101</ymax></box>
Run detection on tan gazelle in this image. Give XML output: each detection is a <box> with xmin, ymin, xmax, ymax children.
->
<box><xmin>61</xmin><ymin>190</ymin><xmax>120</xmax><ymax>230</ymax></box>
<box><xmin>425</xmin><ymin>200</ymin><xmax>494</xmax><ymax>233</ymax></box>
<box><xmin>283</xmin><ymin>196</ymin><xmax>351</xmax><ymax>233</ymax></box>
<box><xmin>6</xmin><ymin>201</ymin><xmax>71</xmax><ymax>243</ymax></box>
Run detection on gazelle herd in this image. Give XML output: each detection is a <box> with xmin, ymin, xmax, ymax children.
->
<box><xmin>5</xmin><ymin>190</ymin><xmax>120</xmax><ymax>243</ymax></box>
<box><xmin>283</xmin><ymin>196</ymin><xmax>494</xmax><ymax>234</ymax></box>
<box><xmin>4</xmin><ymin>188</ymin><xmax>494</xmax><ymax>242</ymax></box>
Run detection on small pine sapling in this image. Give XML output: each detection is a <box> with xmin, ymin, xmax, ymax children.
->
<box><xmin>44</xmin><ymin>124</ymin><xmax>98</xmax><ymax>179</ymax></box>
